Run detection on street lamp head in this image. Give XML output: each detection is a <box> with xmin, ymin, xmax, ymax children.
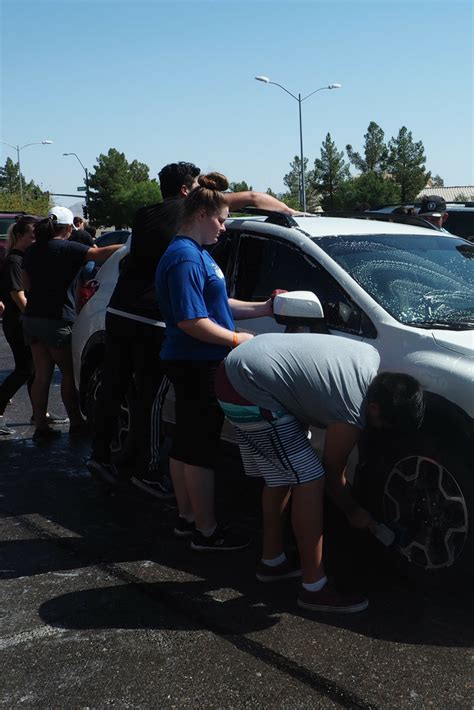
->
<box><xmin>42</xmin><ymin>140</ymin><xmax>53</xmax><ymax>144</ymax></box>
<box><xmin>328</xmin><ymin>83</ymin><xmax>342</xmax><ymax>89</ymax></box>
<box><xmin>255</xmin><ymin>75</ymin><xmax>270</xmax><ymax>83</ymax></box>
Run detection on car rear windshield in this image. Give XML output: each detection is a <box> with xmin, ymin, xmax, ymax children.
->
<box><xmin>317</xmin><ymin>233</ymin><xmax>474</xmax><ymax>328</ymax></box>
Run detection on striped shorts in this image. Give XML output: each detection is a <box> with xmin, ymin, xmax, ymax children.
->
<box><xmin>216</xmin><ymin>363</ymin><xmax>325</xmax><ymax>488</ymax></box>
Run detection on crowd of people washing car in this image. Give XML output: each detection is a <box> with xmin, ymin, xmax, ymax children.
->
<box><xmin>1</xmin><ymin>162</ymin><xmax>431</xmax><ymax>614</ymax></box>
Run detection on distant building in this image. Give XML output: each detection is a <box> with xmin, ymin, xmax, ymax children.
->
<box><xmin>416</xmin><ymin>186</ymin><xmax>474</xmax><ymax>202</ymax></box>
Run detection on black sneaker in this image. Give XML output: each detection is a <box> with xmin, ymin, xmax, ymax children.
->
<box><xmin>173</xmin><ymin>517</ymin><xmax>196</xmax><ymax>538</ymax></box>
<box><xmin>256</xmin><ymin>558</ymin><xmax>302</xmax><ymax>583</ymax></box>
<box><xmin>86</xmin><ymin>459</ymin><xmax>119</xmax><ymax>486</ymax></box>
<box><xmin>32</xmin><ymin>427</ymin><xmax>62</xmax><ymax>444</ymax></box>
<box><xmin>190</xmin><ymin>527</ymin><xmax>249</xmax><ymax>552</ymax></box>
<box><xmin>298</xmin><ymin>584</ymin><xmax>368</xmax><ymax>614</ymax></box>
<box><xmin>0</xmin><ymin>415</ymin><xmax>14</xmax><ymax>436</ymax></box>
<box><xmin>131</xmin><ymin>474</ymin><xmax>175</xmax><ymax>500</ymax></box>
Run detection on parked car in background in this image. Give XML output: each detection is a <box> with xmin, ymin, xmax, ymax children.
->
<box><xmin>0</xmin><ymin>211</ymin><xmax>26</xmax><ymax>243</ymax></box>
<box><xmin>371</xmin><ymin>202</ymin><xmax>474</xmax><ymax>241</ymax></box>
<box><xmin>94</xmin><ymin>229</ymin><xmax>131</xmax><ymax>247</ymax></box>
<box><xmin>72</xmin><ymin>211</ymin><xmax>474</xmax><ymax>582</ymax></box>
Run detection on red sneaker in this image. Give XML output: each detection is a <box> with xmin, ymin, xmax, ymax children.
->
<box><xmin>298</xmin><ymin>584</ymin><xmax>368</xmax><ymax>613</ymax></box>
<box><xmin>256</xmin><ymin>559</ymin><xmax>302</xmax><ymax>583</ymax></box>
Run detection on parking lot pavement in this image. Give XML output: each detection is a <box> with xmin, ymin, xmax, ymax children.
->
<box><xmin>0</xmin><ymin>343</ymin><xmax>472</xmax><ymax>708</ymax></box>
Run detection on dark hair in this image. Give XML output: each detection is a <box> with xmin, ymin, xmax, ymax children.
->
<box><xmin>181</xmin><ymin>172</ymin><xmax>229</xmax><ymax>223</ymax></box>
<box><xmin>158</xmin><ymin>162</ymin><xmax>201</xmax><ymax>199</ymax></box>
<box><xmin>73</xmin><ymin>216</ymin><xmax>84</xmax><ymax>227</ymax></box>
<box><xmin>367</xmin><ymin>372</ymin><xmax>425</xmax><ymax>432</ymax></box>
<box><xmin>9</xmin><ymin>216</ymin><xmax>36</xmax><ymax>251</ymax></box>
<box><xmin>34</xmin><ymin>217</ymin><xmax>69</xmax><ymax>245</ymax></box>
<box><xmin>85</xmin><ymin>225</ymin><xmax>96</xmax><ymax>239</ymax></box>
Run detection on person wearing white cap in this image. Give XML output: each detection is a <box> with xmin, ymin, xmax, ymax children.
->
<box><xmin>22</xmin><ymin>207</ymin><xmax>122</xmax><ymax>444</ymax></box>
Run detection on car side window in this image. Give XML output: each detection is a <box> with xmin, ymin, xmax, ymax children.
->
<box><xmin>232</xmin><ymin>234</ymin><xmax>376</xmax><ymax>337</ymax></box>
<box><xmin>208</xmin><ymin>233</ymin><xmax>236</xmax><ymax>279</ymax></box>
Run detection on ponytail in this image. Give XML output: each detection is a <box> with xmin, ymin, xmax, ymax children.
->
<box><xmin>34</xmin><ymin>218</ymin><xmax>56</xmax><ymax>245</ymax></box>
<box><xmin>34</xmin><ymin>217</ymin><xmax>70</xmax><ymax>245</ymax></box>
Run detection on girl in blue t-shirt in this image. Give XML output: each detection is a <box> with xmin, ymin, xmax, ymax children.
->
<box><xmin>156</xmin><ymin>172</ymin><xmax>273</xmax><ymax>551</ymax></box>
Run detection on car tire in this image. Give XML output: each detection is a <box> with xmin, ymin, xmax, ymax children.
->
<box><xmin>354</xmin><ymin>430</ymin><xmax>473</xmax><ymax>583</ymax></box>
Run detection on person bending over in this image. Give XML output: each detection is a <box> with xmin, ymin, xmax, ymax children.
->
<box><xmin>216</xmin><ymin>333</ymin><xmax>425</xmax><ymax>613</ymax></box>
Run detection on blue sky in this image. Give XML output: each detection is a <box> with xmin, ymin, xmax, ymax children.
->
<box><xmin>1</xmin><ymin>0</ymin><xmax>473</xmax><ymax>208</ymax></box>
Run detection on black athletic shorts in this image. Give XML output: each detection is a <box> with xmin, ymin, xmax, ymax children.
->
<box><xmin>162</xmin><ymin>360</ymin><xmax>224</xmax><ymax>468</ymax></box>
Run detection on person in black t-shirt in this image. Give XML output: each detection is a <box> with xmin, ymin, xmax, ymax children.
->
<box><xmin>0</xmin><ymin>217</ymin><xmax>36</xmax><ymax>435</ymax></box>
<box><xmin>88</xmin><ymin>162</ymin><xmax>298</xmax><ymax>491</ymax></box>
<box><xmin>23</xmin><ymin>207</ymin><xmax>121</xmax><ymax>444</ymax></box>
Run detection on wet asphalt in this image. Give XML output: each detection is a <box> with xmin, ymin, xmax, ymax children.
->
<box><xmin>0</xmin><ymin>334</ymin><xmax>472</xmax><ymax>708</ymax></box>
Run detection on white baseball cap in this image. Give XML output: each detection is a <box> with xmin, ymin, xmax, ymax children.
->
<box><xmin>48</xmin><ymin>206</ymin><xmax>75</xmax><ymax>226</ymax></box>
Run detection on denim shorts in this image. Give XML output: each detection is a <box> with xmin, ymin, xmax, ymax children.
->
<box><xmin>23</xmin><ymin>316</ymin><xmax>73</xmax><ymax>349</ymax></box>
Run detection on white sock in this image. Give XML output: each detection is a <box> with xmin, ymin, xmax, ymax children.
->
<box><xmin>198</xmin><ymin>525</ymin><xmax>217</xmax><ymax>538</ymax></box>
<box><xmin>262</xmin><ymin>552</ymin><xmax>287</xmax><ymax>567</ymax></box>
<box><xmin>302</xmin><ymin>576</ymin><xmax>327</xmax><ymax>592</ymax></box>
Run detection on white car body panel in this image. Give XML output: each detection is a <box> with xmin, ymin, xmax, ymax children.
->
<box><xmin>72</xmin><ymin>217</ymin><xmax>473</xmax><ymax>440</ymax></box>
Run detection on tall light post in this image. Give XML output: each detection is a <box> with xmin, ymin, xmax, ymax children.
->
<box><xmin>0</xmin><ymin>140</ymin><xmax>53</xmax><ymax>206</ymax></box>
<box><xmin>255</xmin><ymin>76</ymin><xmax>341</xmax><ymax>212</ymax></box>
<box><xmin>63</xmin><ymin>152</ymin><xmax>90</xmax><ymax>217</ymax></box>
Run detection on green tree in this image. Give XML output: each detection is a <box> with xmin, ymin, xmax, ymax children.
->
<box><xmin>312</xmin><ymin>133</ymin><xmax>350</xmax><ymax>210</ymax></box>
<box><xmin>332</xmin><ymin>172</ymin><xmax>401</xmax><ymax>210</ymax></box>
<box><xmin>229</xmin><ymin>180</ymin><xmax>252</xmax><ymax>192</ymax></box>
<box><xmin>431</xmin><ymin>174</ymin><xmax>444</xmax><ymax>187</ymax></box>
<box><xmin>0</xmin><ymin>157</ymin><xmax>20</xmax><ymax>193</ymax></box>
<box><xmin>0</xmin><ymin>158</ymin><xmax>50</xmax><ymax>213</ymax></box>
<box><xmin>0</xmin><ymin>192</ymin><xmax>51</xmax><ymax>215</ymax></box>
<box><xmin>88</xmin><ymin>148</ymin><xmax>157</xmax><ymax>227</ymax></box>
<box><xmin>346</xmin><ymin>121</ymin><xmax>388</xmax><ymax>174</ymax></box>
<box><xmin>283</xmin><ymin>156</ymin><xmax>314</xmax><ymax>206</ymax></box>
<box><xmin>386</xmin><ymin>127</ymin><xmax>430</xmax><ymax>202</ymax></box>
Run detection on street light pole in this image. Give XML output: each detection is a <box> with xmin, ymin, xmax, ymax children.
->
<box><xmin>254</xmin><ymin>76</ymin><xmax>341</xmax><ymax>212</ymax></box>
<box><xmin>1</xmin><ymin>140</ymin><xmax>53</xmax><ymax>207</ymax></box>
<box><xmin>63</xmin><ymin>152</ymin><xmax>90</xmax><ymax>216</ymax></box>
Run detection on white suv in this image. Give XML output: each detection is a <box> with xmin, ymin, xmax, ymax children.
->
<box><xmin>72</xmin><ymin>213</ymin><xmax>474</xmax><ymax>579</ymax></box>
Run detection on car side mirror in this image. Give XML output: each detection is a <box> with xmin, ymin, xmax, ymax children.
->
<box><xmin>273</xmin><ymin>291</ymin><xmax>326</xmax><ymax>329</ymax></box>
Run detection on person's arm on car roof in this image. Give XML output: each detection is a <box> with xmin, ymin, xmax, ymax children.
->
<box><xmin>225</xmin><ymin>191</ymin><xmax>298</xmax><ymax>215</ymax></box>
<box><xmin>322</xmin><ymin>422</ymin><xmax>375</xmax><ymax>529</ymax></box>
<box><xmin>86</xmin><ymin>244</ymin><xmax>122</xmax><ymax>263</ymax></box>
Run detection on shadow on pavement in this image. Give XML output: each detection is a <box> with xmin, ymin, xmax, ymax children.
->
<box><xmin>2</xmin><ymin>438</ymin><xmax>473</xmax><ymax>649</ymax></box>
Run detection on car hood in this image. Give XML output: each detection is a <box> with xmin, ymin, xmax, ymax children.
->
<box><xmin>432</xmin><ymin>330</ymin><xmax>474</xmax><ymax>357</ymax></box>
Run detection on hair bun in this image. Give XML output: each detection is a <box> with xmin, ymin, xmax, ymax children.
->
<box><xmin>198</xmin><ymin>171</ymin><xmax>229</xmax><ymax>192</ymax></box>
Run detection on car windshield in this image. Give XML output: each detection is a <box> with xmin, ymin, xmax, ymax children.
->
<box><xmin>317</xmin><ymin>233</ymin><xmax>474</xmax><ymax>328</ymax></box>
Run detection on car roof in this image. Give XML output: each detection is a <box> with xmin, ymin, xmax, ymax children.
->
<box><xmin>293</xmin><ymin>215</ymin><xmax>441</xmax><ymax>238</ymax></box>
<box><xmin>227</xmin><ymin>214</ymin><xmax>443</xmax><ymax>239</ymax></box>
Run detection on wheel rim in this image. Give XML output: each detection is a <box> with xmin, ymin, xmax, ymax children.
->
<box><xmin>383</xmin><ymin>455</ymin><xmax>468</xmax><ymax>570</ymax></box>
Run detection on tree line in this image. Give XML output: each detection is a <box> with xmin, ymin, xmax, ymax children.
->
<box><xmin>0</xmin><ymin>158</ymin><xmax>50</xmax><ymax>215</ymax></box>
<box><xmin>277</xmin><ymin>122</ymin><xmax>444</xmax><ymax>211</ymax></box>
<box><xmin>0</xmin><ymin>122</ymin><xmax>446</xmax><ymax>226</ymax></box>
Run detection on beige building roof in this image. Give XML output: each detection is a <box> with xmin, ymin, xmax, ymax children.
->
<box><xmin>417</xmin><ymin>186</ymin><xmax>474</xmax><ymax>202</ymax></box>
